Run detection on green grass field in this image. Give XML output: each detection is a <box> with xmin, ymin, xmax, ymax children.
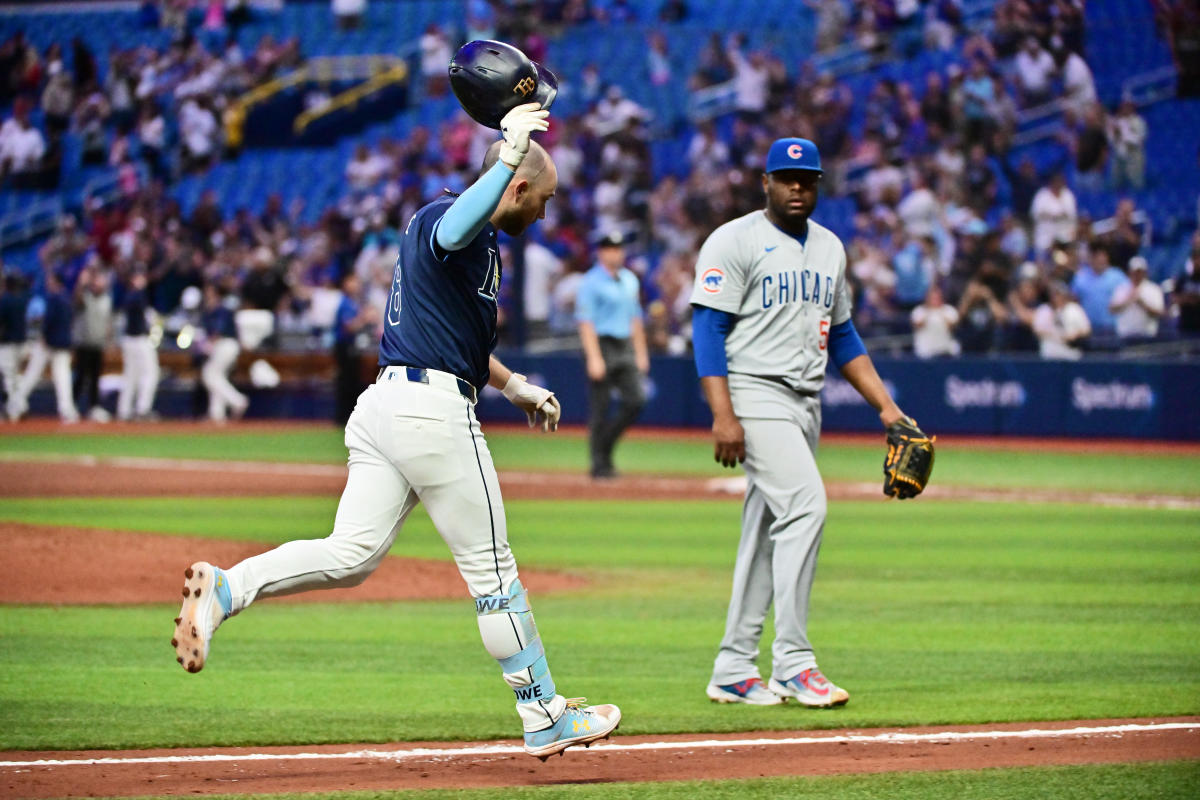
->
<box><xmin>2</xmin><ymin>428</ymin><xmax>1199</xmax><ymax>798</ymax></box>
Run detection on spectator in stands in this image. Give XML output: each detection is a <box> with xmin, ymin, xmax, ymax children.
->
<box><xmin>0</xmin><ymin>97</ymin><xmax>46</xmax><ymax>187</ymax></box>
<box><xmin>72</xmin><ymin>262</ymin><xmax>113</xmax><ymax>421</ymax></box>
<box><xmin>891</xmin><ymin>234</ymin><xmax>937</xmax><ymax>312</ymax></box>
<box><xmin>961</xmin><ymin>58</ymin><xmax>996</xmax><ymax>147</ymax></box>
<box><xmin>1109</xmin><ymin>256</ymin><xmax>1164</xmax><ymax>341</ymax></box>
<box><xmin>200</xmin><ymin>283</ymin><xmax>248</xmax><ymax>422</ymax></box>
<box><xmin>346</xmin><ymin>143</ymin><xmax>389</xmax><ymax>193</ymax></box>
<box><xmin>1030</xmin><ymin>172</ymin><xmax>1077</xmax><ymax>255</ymax></box>
<box><xmin>14</xmin><ymin>271</ymin><xmax>79</xmax><ymax>423</ymax></box>
<box><xmin>805</xmin><ymin>0</ymin><xmax>850</xmax><ymax>53</ymax></box>
<box><xmin>1056</xmin><ymin>39</ymin><xmax>1097</xmax><ymax>118</ymax></box>
<box><xmin>1069</xmin><ymin>102</ymin><xmax>1108</xmax><ymax>193</ymax></box>
<box><xmin>1034</xmin><ymin>280</ymin><xmax>1091</xmax><ymax>359</ymax></box>
<box><xmin>116</xmin><ymin>270</ymin><xmax>160</xmax><ymax>422</ymax></box>
<box><xmin>1004</xmin><ymin>268</ymin><xmax>1042</xmax><ymax>352</ymax></box>
<box><xmin>74</xmin><ymin>83</ymin><xmax>110</xmax><ymax>166</ymax></box>
<box><xmin>523</xmin><ymin>236</ymin><xmax>563</xmax><ymax>343</ymax></box>
<box><xmin>332</xmin><ymin>0</ymin><xmax>367</xmax><ymax>31</ymax></box>
<box><xmin>0</xmin><ymin>272</ymin><xmax>31</xmax><ymax>421</ymax></box>
<box><xmin>729</xmin><ymin>37</ymin><xmax>769</xmax><ymax>117</ymax></box>
<box><xmin>1100</xmin><ymin>197</ymin><xmax>1145</xmax><ymax>269</ymax></box>
<box><xmin>419</xmin><ymin>24</ymin><xmax>451</xmax><ymax>97</ymax></box>
<box><xmin>1107</xmin><ymin>99</ymin><xmax>1148</xmax><ymax>191</ymax></box>
<box><xmin>1070</xmin><ymin>245</ymin><xmax>1126</xmax><ymax>337</ymax></box>
<box><xmin>896</xmin><ymin>170</ymin><xmax>940</xmax><ymax>237</ymax></box>
<box><xmin>962</xmin><ymin>143</ymin><xmax>998</xmax><ymax>216</ymax></box>
<box><xmin>1014</xmin><ymin>36</ymin><xmax>1056</xmax><ymax>108</ymax></box>
<box><xmin>180</xmin><ymin>96</ymin><xmax>219</xmax><ymax>173</ymax></box>
<box><xmin>911</xmin><ymin>283</ymin><xmax>961</xmax><ymax>358</ymax></box>
<box><xmin>41</xmin><ymin>62</ymin><xmax>74</xmax><ymax>143</ymax></box>
<box><xmin>1174</xmin><ymin>232</ymin><xmax>1200</xmax><ymax>336</ymax></box>
<box><xmin>689</xmin><ymin>33</ymin><xmax>734</xmax><ymax>91</ymax></box>
<box><xmin>956</xmin><ymin>277</ymin><xmax>1008</xmax><ymax>353</ymax></box>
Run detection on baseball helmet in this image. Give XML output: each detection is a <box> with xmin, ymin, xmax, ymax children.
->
<box><xmin>448</xmin><ymin>40</ymin><xmax>558</xmax><ymax>130</ymax></box>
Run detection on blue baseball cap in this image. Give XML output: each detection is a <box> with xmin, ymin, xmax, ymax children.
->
<box><xmin>765</xmin><ymin>137</ymin><xmax>823</xmax><ymax>174</ymax></box>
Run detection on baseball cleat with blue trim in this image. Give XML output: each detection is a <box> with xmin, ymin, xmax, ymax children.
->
<box><xmin>769</xmin><ymin>668</ymin><xmax>849</xmax><ymax>707</ymax></box>
<box><xmin>172</xmin><ymin>562</ymin><xmax>232</xmax><ymax>673</ymax></box>
<box><xmin>706</xmin><ymin>677</ymin><xmax>785</xmax><ymax>705</ymax></box>
<box><xmin>523</xmin><ymin>699</ymin><xmax>621</xmax><ymax>760</ymax></box>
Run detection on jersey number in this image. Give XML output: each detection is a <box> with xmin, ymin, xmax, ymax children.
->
<box><xmin>819</xmin><ymin>319</ymin><xmax>829</xmax><ymax>351</ymax></box>
<box><xmin>477</xmin><ymin>247</ymin><xmax>500</xmax><ymax>302</ymax></box>
<box><xmin>387</xmin><ymin>256</ymin><xmax>403</xmax><ymax>326</ymax></box>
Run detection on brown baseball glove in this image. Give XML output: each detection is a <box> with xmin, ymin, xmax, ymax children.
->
<box><xmin>883</xmin><ymin>417</ymin><xmax>935</xmax><ymax>499</ymax></box>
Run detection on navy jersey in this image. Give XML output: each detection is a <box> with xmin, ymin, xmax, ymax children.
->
<box><xmin>122</xmin><ymin>288</ymin><xmax>150</xmax><ymax>337</ymax></box>
<box><xmin>202</xmin><ymin>305</ymin><xmax>238</xmax><ymax>340</ymax></box>
<box><xmin>42</xmin><ymin>290</ymin><xmax>73</xmax><ymax>349</ymax></box>
<box><xmin>379</xmin><ymin>195</ymin><xmax>502</xmax><ymax>389</ymax></box>
<box><xmin>0</xmin><ymin>290</ymin><xmax>29</xmax><ymax>343</ymax></box>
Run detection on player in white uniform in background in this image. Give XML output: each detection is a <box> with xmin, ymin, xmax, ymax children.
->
<box><xmin>691</xmin><ymin>138</ymin><xmax>913</xmax><ymax>706</ymax></box>
<box><xmin>172</xmin><ymin>103</ymin><xmax>621</xmax><ymax>759</ymax></box>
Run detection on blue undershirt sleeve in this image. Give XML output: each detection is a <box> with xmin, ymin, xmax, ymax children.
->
<box><xmin>692</xmin><ymin>305</ymin><xmax>734</xmax><ymax>377</ymax></box>
<box><xmin>828</xmin><ymin>318</ymin><xmax>868</xmax><ymax>370</ymax></box>
<box><xmin>433</xmin><ymin>161</ymin><xmax>516</xmax><ymax>252</ymax></box>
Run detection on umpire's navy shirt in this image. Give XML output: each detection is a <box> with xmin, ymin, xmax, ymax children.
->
<box><xmin>378</xmin><ymin>195</ymin><xmax>500</xmax><ymax>389</ymax></box>
<box><xmin>122</xmin><ymin>288</ymin><xmax>149</xmax><ymax>336</ymax></box>
<box><xmin>0</xmin><ymin>290</ymin><xmax>29</xmax><ymax>343</ymax></box>
<box><xmin>42</xmin><ymin>289</ymin><xmax>74</xmax><ymax>349</ymax></box>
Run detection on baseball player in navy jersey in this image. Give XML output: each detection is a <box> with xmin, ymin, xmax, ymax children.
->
<box><xmin>691</xmin><ymin>138</ymin><xmax>913</xmax><ymax>707</ymax></box>
<box><xmin>12</xmin><ymin>272</ymin><xmax>80</xmax><ymax>423</ymax></box>
<box><xmin>200</xmin><ymin>284</ymin><xmax>248</xmax><ymax>422</ymax></box>
<box><xmin>173</xmin><ymin>102</ymin><xmax>621</xmax><ymax>759</ymax></box>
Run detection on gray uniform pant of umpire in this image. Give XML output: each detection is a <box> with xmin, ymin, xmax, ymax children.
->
<box><xmin>587</xmin><ymin>335</ymin><xmax>645</xmax><ymax>473</ymax></box>
<box><xmin>711</xmin><ymin>375</ymin><xmax>826</xmax><ymax>686</ymax></box>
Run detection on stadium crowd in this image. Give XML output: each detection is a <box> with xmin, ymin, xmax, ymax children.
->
<box><xmin>2</xmin><ymin>0</ymin><xmax>1199</xmax><ymax>424</ymax></box>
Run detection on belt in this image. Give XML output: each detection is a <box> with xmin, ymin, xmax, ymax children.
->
<box><xmin>377</xmin><ymin>365</ymin><xmax>477</xmax><ymax>403</ymax></box>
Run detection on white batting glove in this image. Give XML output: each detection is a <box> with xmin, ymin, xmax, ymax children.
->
<box><xmin>502</xmin><ymin>372</ymin><xmax>561</xmax><ymax>432</ymax></box>
<box><xmin>498</xmin><ymin>102</ymin><xmax>549</xmax><ymax>170</ymax></box>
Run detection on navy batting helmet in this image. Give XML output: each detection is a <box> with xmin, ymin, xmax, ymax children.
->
<box><xmin>448</xmin><ymin>40</ymin><xmax>558</xmax><ymax>130</ymax></box>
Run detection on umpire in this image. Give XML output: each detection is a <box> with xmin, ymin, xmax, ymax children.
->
<box><xmin>575</xmin><ymin>230</ymin><xmax>648</xmax><ymax>478</ymax></box>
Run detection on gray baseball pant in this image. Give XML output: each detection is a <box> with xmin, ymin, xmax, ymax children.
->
<box><xmin>711</xmin><ymin>378</ymin><xmax>826</xmax><ymax>685</ymax></box>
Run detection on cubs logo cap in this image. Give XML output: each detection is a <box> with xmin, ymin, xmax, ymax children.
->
<box><xmin>765</xmin><ymin>138</ymin><xmax>823</xmax><ymax>175</ymax></box>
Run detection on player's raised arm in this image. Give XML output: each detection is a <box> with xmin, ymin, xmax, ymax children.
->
<box><xmin>434</xmin><ymin>103</ymin><xmax>548</xmax><ymax>253</ymax></box>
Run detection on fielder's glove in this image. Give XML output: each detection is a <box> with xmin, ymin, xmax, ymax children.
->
<box><xmin>882</xmin><ymin>417</ymin><xmax>935</xmax><ymax>499</ymax></box>
<box><xmin>502</xmin><ymin>373</ymin><xmax>561</xmax><ymax>432</ymax></box>
<box><xmin>498</xmin><ymin>102</ymin><xmax>549</xmax><ymax>169</ymax></box>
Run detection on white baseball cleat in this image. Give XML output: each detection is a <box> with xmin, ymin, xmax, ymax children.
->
<box><xmin>523</xmin><ymin>699</ymin><xmax>621</xmax><ymax>760</ymax></box>
<box><xmin>769</xmin><ymin>668</ymin><xmax>849</xmax><ymax>707</ymax></box>
<box><xmin>706</xmin><ymin>677</ymin><xmax>785</xmax><ymax>705</ymax></box>
<box><xmin>172</xmin><ymin>562</ymin><xmax>232</xmax><ymax>673</ymax></box>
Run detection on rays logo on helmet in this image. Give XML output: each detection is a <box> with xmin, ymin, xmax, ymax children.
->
<box><xmin>701</xmin><ymin>267</ymin><xmax>725</xmax><ymax>294</ymax></box>
<box><xmin>513</xmin><ymin>77</ymin><xmax>536</xmax><ymax>96</ymax></box>
<box><xmin>787</xmin><ymin>143</ymin><xmax>804</xmax><ymax>159</ymax></box>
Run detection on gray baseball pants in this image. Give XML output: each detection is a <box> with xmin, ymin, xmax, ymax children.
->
<box><xmin>711</xmin><ymin>375</ymin><xmax>826</xmax><ymax>686</ymax></box>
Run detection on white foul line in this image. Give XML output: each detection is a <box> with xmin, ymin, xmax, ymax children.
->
<box><xmin>2</xmin><ymin>723</ymin><xmax>1195</xmax><ymax>768</ymax></box>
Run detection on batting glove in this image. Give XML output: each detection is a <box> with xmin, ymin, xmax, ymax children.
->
<box><xmin>498</xmin><ymin>102</ymin><xmax>549</xmax><ymax>170</ymax></box>
<box><xmin>502</xmin><ymin>372</ymin><xmax>561</xmax><ymax>432</ymax></box>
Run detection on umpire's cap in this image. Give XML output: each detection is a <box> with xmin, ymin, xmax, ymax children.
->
<box><xmin>765</xmin><ymin>137</ymin><xmax>823</xmax><ymax>175</ymax></box>
<box><xmin>449</xmin><ymin>40</ymin><xmax>558</xmax><ymax>130</ymax></box>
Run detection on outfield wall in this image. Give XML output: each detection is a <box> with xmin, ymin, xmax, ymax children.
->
<box><xmin>19</xmin><ymin>355</ymin><xmax>1200</xmax><ymax>439</ymax></box>
<box><xmin>477</xmin><ymin>354</ymin><xmax>1200</xmax><ymax>441</ymax></box>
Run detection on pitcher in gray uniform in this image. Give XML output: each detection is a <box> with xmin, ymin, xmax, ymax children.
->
<box><xmin>690</xmin><ymin>138</ymin><xmax>913</xmax><ymax>707</ymax></box>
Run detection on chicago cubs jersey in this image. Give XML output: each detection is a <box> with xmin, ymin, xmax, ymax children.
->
<box><xmin>380</xmin><ymin>194</ymin><xmax>502</xmax><ymax>389</ymax></box>
<box><xmin>689</xmin><ymin>210</ymin><xmax>851</xmax><ymax>395</ymax></box>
